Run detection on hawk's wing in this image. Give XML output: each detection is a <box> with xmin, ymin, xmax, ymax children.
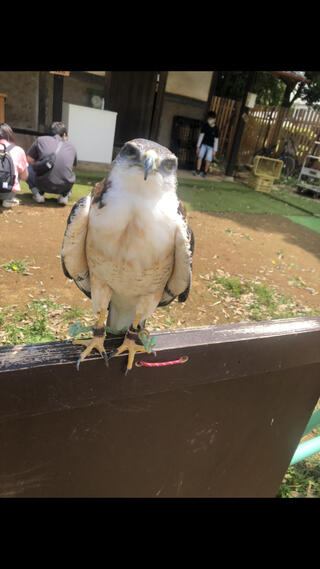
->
<box><xmin>158</xmin><ymin>200</ymin><xmax>194</xmax><ymax>307</ymax></box>
<box><xmin>61</xmin><ymin>193</ymin><xmax>92</xmax><ymax>298</ymax></box>
<box><xmin>61</xmin><ymin>178</ymin><xmax>111</xmax><ymax>298</ymax></box>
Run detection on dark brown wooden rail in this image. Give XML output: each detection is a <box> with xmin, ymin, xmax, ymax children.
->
<box><xmin>1</xmin><ymin>317</ymin><xmax>320</xmax><ymax>498</ymax></box>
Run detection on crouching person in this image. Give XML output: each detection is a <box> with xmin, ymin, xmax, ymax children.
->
<box><xmin>0</xmin><ymin>123</ymin><xmax>28</xmax><ymax>208</ymax></box>
<box><xmin>26</xmin><ymin>121</ymin><xmax>77</xmax><ymax>205</ymax></box>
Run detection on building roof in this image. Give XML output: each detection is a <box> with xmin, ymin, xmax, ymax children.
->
<box><xmin>269</xmin><ymin>71</ymin><xmax>310</xmax><ymax>83</ymax></box>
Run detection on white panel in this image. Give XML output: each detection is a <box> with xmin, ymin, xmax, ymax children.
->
<box><xmin>165</xmin><ymin>71</ymin><xmax>213</xmax><ymax>101</ymax></box>
<box><xmin>62</xmin><ymin>103</ymin><xmax>117</xmax><ymax>164</ymax></box>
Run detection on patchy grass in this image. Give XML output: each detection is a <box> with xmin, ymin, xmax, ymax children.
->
<box><xmin>0</xmin><ymin>297</ymin><xmax>94</xmax><ymax>346</ymax></box>
<box><xmin>0</xmin><ymin>298</ymin><xmax>58</xmax><ymax>344</ymax></box>
<box><xmin>2</xmin><ymin>259</ymin><xmax>31</xmax><ymax>275</ymax></box>
<box><xmin>278</xmin><ymin>453</ymin><xmax>320</xmax><ymax>498</ymax></box>
<box><xmin>202</xmin><ymin>270</ymin><xmax>320</xmax><ymax>323</ymax></box>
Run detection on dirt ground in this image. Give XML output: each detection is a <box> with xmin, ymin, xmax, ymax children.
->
<box><xmin>0</xmin><ymin>193</ymin><xmax>320</xmax><ymax>328</ymax></box>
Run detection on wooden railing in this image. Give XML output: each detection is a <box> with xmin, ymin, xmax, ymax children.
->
<box><xmin>1</xmin><ymin>317</ymin><xmax>320</xmax><ymax>497</ymax></box>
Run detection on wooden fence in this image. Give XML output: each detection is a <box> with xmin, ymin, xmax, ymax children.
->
<box><xmin>210</xmin><ymin>96</ymin><xmax>240</xmax><ymax>160</ymax></box>
<box><xmin>1</xmin><ymin>317</ymin><xmax>320</xmax><ymax>497</ymax></box>
<box><xmin>210</xmin><ymin>96</ymin><xmax>320</xmax><ymax>167</ymax></box>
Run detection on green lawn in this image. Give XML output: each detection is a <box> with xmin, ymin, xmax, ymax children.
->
<box><xmin>19</xmin><ymin>168</ymin><xmax>320</xmax><ymax>219</ymax></box>
<box><xmin>286</xmin><ymin>215</ymin><xmax>320</xmax><ymax>234</ymax></box>
<box><xmin>19</xmin><ymin>167</ymin><xmax>107</xmax><ymax>206</ymax></box>
<box><xmin>177</xmin><ymin>177</ymin><xmax>320</xmax><ymax>217</ymax></box>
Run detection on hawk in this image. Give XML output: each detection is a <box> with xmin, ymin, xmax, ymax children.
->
<box><xmin>61</xmin><ymin>138</ymin><xmax>194</xmax><ymax>373</ymax></box>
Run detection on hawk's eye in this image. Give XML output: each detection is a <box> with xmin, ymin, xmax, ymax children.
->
<box><xmin>161</xmin><ymin>158</ymin><xmax>177</xmax><ymax>174</ymax></box>
<box><xmin>121</xmin><ymin>143</ymin><xmax>140</xmax><ymax>161</ymax></box>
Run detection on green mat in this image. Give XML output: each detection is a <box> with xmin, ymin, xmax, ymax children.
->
<box><xmin>285</xmin><ymin>215</ymin><xmax>320</xmax><ymax>234</ymax></box>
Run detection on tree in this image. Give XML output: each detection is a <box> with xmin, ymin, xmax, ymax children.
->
<box><xmin>214</xmin><ymin>71</ymin><xmax>286</xmax><ymax>107</ymax></box>
<box><xmin>255</xmin><ymin>73</ymin><xmax>286</xmax><ymax>106</ymax></box>
<box><xmin>300</xmin><ymin>71</ymin><xmax>320</xmax><ymax>109</ymax></box>
<box><xmin>276</xmin><ymin>71</ymin><xmax>320</xmax><ymax>108</ymax></box>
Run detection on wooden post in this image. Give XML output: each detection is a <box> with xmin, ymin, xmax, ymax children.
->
<box><xmin>149</xmin><ymin>71</ymin><xmax>168</xmax><ymax>141</ymax></box>
<box><xmin>225</xmin><ymin>71</ymin><xmax>257</xmax><ymax>178</ymax></box>
<box><xmin>52</xmin><ymin>74</ymin><xmax>64</xmax><ymax>122</ymax></box>
<box><xmin>0</xmin><ymin>93</ymin><xmax>7</xmax><ymax>123</ymax></box>
<box><xmin>38</xmin><ymin>72</ymin><xmax>49</xmax><ymax>131</ymax></box>
<box><xmin>1</xmin><ymin>317</ymin><xmax>320</xmax><ymax>498</ymax></box>
<box><xmin>269</xmin><ymin>106</ymin><xmax>287</xmax><ymax>151</ymax></box>
<box><xmin>104</xmin><ymin>71</ymin><xmax>112</xmax><ymax>110</ymax></box>
<box><xmin>204</xmin><ymin>71</ymin><xmax>219</xmax><ymax>119</ymax></box>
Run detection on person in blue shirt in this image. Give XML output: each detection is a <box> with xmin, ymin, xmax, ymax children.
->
<box><xmin>194</xmin><ymin>111</ymin><xmax>219</xmax><ymax>178</ymax></box>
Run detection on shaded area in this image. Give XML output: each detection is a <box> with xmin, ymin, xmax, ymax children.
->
<box><xmin>285</xmin><ymin>215</ymin><xmax>320</xmax><ymax>235</ymax></box>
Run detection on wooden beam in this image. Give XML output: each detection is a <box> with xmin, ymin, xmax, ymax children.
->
<box><xmin>52</xmin><ymin>74</ymin><xmax>64</xmax><ymax>122</ymax></box>
<box><xmin>225</xmin><ymin>71</ymin><xmax>257</xmax><ymax>177</ymax></box>
<box><xmin>1</xmin><ymin>317</ymin><xmax>320</xmax><ymax>497</ymax></box>
<box><xmin>149</xmin><ymin>71</ymin><xmax>168</xmax><ymax>141</ymax></box>
<box><xmin>204</xmin><ymin>71</ymin><xmax>219</xmax><ymax>119</ymax></box>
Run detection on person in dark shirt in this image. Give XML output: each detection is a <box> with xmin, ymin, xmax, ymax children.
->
<box><xmin>194</xmin><ymin>111</ymin><xmax>219</xmax><ymax>178</ymax></box>
<box><xmin>26</xmin><ymin>122</ymin><xmax>77</xmax><ymax>205</ymax></box>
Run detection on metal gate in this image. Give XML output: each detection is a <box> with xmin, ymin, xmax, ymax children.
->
<box><xmin>170</xmin><ymin>116</ymin><xmax>202</xmax><ymax>170</ymax></box>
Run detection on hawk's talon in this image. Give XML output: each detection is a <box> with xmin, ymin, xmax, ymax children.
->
<box><xmin>73</xmin><ymin>335</ymin><xmax>107</xmax><ymax>369</ymax></box>
<box><xmin>76</xmin><ymin>356</ymin><xmax>82</xmax><ymax>372</ymax></box>
<box><xmin>103</xmin><ymin>351</ymin><xmax>109</xmax><ymax>367</ymax></box>
<box><xmin>108</xmin><ymin>325</ymin><xmax>156</xmax><ymax>375</ymax></box>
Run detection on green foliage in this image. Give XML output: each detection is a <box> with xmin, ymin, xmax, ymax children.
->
<box><xmin>214</xmin><ymin>70</ymin><xmax>320</xmax><ymax>109</ymax></box>
<box><xmin>278</xmin><ymin>455</ymin><xmax>320</xmax><ymax>498</ymax></box>
<box><xmin>255</xmin><ymin>72</ymin><xmax>286</xmax><ymax>107</ymax></box>
<box><xmin>215</xmin><ymin>71</ymin><xmax>286</xmax><ymax>106</ymax></box>
<box><xmin>298</xmin><ymin>71</ymin><xmax>320</xmax><ymax>110</ymax></box>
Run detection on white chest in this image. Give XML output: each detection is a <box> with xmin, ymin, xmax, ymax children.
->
<box><xmin>86</xmin><ymin>189</ymin><xmax>178</xmax><ymax>292</ymax></box>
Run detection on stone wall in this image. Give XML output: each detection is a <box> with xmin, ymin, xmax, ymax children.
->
<box><xmin>14</xmin><ymin>134</ymin><xmax>37</xmax><ymax>156</ymax></box>
<box><xmin>40</xmin><ymin>72</ymin><xmax>105</xmax><ymax>129</ymax></box>
<box><xmin>0</xmin><ymin>71</ymin><xmax>39</xmax><ymax>129</ymax></box>
<box><xmin>63</xmin><ymin>72</ymin><xmax>105</xmax><ymax>109</ymax></box>
<box><xmin>0</xmin><ymin>71</ymin><xmax>105</xmax><ymax>133</ymax></box>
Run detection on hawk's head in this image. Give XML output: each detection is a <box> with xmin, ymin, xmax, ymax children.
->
<box><xmin>111</xmin><ymin>138</ymin><xmax>178</xmax><ymax>196</ymax></box>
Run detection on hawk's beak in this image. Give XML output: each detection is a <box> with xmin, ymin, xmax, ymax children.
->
<box><xmin>143</xmin><ymin>150</ymin><xmax>157</xmax><ymax>180</ymax></box>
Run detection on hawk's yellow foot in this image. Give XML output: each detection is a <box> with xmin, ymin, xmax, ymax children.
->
<box><xmin>73</xmin><ymin>309</ymin><xmax>108</xmax><ymax>370</ymax></box>
<box><xmin>108</xmin><ymin>314</ymin><xmax>156</xmax><ymax>375</ymax></box>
